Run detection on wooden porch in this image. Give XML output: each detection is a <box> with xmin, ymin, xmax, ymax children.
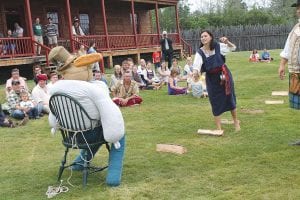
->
<box><xmin>0</xmin><ymin>0</ymin><xmax>192</xmax><ymax>71</ymax></box>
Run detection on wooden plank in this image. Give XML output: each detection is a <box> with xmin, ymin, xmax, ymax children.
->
<box><xmin>272</xmin><ymin>91</ymin><xmax>288</xmax><ymax>96</ymax></box>
<box><xmin>197</xmin><ymin>129</ymin><xmax>224</xmax><ymax>136</ymax></box>
<box><xmin>156</xmin><ymin>144</ymin><xmax>187</xmax><ymax>154</ymax></box>
<box><xmin>265</xmin><ymin>100</ymin><xmax>284</xmax><ymax>105</ymax></box>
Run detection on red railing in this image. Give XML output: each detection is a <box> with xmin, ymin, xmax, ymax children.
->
<box><xmin>181</xmin><ymin>38</ymin><xmax>192</xmax><ymax>56</ymax></box>
<box><xmin>74</xmin><ymin>33</ymin><xmax>181</xmax><ymax>51</ymax></box>
<box><xmin>73</xmin><ymin>35</ymin><xmax>107</xmax><ymax>51</ymax></box>
<box><xmin>0</xmin><ymin>37</ymin><xmax>34</xmax><ymax>58</ymax></box>
<box><xmin>32</xmin><ymin>40</ymin><xmax>51</xmax><ymax>67</ymax></box>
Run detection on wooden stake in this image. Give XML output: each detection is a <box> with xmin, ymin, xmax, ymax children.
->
<box><xmin>156</xmin><ymin>144</ymin><xmax>187</xmax><ymax>154</ymax></box>
<box><xmin>197</xmin><ymin>129</ymin><xmax>224</xmax><ymax>136</ymax></box>
<box><xmin>265</xmin><ymin>100</ymin><xmax>284</xmax><ymax>104</ymax></box>
<box><xmin>271</xmin><ymin>91</ymin><xmax>288</xmax><ymax>96</ymax></box>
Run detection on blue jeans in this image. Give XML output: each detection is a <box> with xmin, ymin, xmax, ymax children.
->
<box><xmin>11</xmin><ymin>109</ymin><xmax>25</xmax><ymax>119</ymax></box>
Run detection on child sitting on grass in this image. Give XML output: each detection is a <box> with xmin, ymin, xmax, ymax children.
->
<box><xmin>19</xmin><ymin>91</ymin><xmax>39</xmax><ymax>119</ymax></box>
<box><xmin>188</xmin><ymin>70</ymin><xmax>208</xmax><ymax>98</ymax></box>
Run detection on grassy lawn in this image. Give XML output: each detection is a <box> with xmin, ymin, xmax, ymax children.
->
<box><xmin>1</xmin><ymin>50</ymin><xmax>300</xmax><ymax>200</ymax></box>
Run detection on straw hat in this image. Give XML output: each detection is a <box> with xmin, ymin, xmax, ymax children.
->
<box><xmin>49</xmin><ymin>46</ymin><xmax>93</xmax><ymax>81</ymax></box>
<box><xmin>49</xmin><ymin>46</ymin><xmax>77</xmax><ymax>71</ymax></box>
<box><xmin>292</xmin><ymin>0</ymin><xmax>300</xmax><ymax>7</ymax></box>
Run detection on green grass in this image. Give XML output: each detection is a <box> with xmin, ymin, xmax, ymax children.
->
<box><xmin>1</xmin><ymin>50</ymin><xmax>300</xmax><ymax>200</ymax></box>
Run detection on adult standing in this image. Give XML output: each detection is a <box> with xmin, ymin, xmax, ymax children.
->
<box><xmin>278</xmin><ymin>0</ymin><xmax>300</xmax><ymax>110</ymax></box>
<box><xmin>45</xmin><ymin>17</ymin><xmax>58</xmax><ymax>48</ymax></box>
<box><xmin>193</xmin><ymin>30</ymin><xmax>240</xmax><ymax>132</ymax></box>
<box><xmin>160</xmin><ymin>31</ymin><xmax>173</xmax><ymax>69</ymax></box>
<box><xmin>72</xmin><ymin>17</ymin><xmax>85</xmax><ymax>36</ymax></box>
<box><xmin>13</xmin><ymin>22</ymin><xmax>23</xmax><ymax>37</ymax></box>
<box><xmin>33</xmin><ymin>17</ymin><xmax>43</xmax><ymax>55</ymax></box>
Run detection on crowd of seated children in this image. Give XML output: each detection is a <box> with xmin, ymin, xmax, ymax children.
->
<box><xmin>188</xmin><ymin>70</ymin><xmax>208</xmax><ymax>98</ymax></box>
<box><xmin>109</xmin><ymin>64</ymin><xmax>123</xmax><ymax>90</ymax></box>
<box><xmin>170</xmin><ymin>58</ymin><xmax>183</xmax><ymax>80</ymax></box>
<box><xmin>47</xmin><ymin>71</ymin><xmax>59</xmax><ymax>90</ymax></box>
<box><xmin>249</xmin><ymin>49</ymin><xmax>260</xmax><ymax>62</ymax></box>
<box><xmin>93</xmin><ymin>70</ymin><xmax>108</xmax><ymax>85</ymax></box>
<box><xmin>152</xmin><ymin>51</ymin><xmax>161</xmax><ymax>69</ymax></box>
<box><xmin>157</xmin><ymin>60</ymin><xmax>170</xmax><ymax>85</ymax></box>
<box><xmin>261</xmin><ymin>49</ymin><xmax>273</xmax><ymax>62</ymax></box>
<box><xmin>131</xmin><ymin>65</ymin><xmax>146</xmax><ymax>89</ymax></box>
<box><xmin>183</xmin><ymin>57</ymin><xmax>194</xmax><ymax>81</ymax></box>
<box><xmin>111</xmin><ymin>71</ymin><xmax>143</xmax><ymax>107</ymax></box>
<box><xmin>142</xmin><ymin>61</ymin><xmax>163</xmax><ymax>90</ymax></box>
<box><xmin>168</xmin><ymin>68</ymin><xmax>187</xmax><ymax>95</ymax></box>
<box><xmin>19</xmin><ymin>91</ymin><xmax>39</xmax><ymax>119</ymax></box>
<box><xmin>137</xmin><ymin>59</ymin><xmax>147</xmax><ymax>75</ymax></box>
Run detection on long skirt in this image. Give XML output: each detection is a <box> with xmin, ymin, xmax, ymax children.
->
<box><xmin>206</xmin><ymin>66</ymin><xmax>236</xmax><ymax>116</ymax></box>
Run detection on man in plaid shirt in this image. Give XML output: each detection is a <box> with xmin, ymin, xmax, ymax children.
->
<box><xmin>7</xmin><ymin>80</ymin><xmax>38</xmax><ymax>119</ymax></box>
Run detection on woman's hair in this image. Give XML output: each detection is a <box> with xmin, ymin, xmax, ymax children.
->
<box><xmin>114</xmin><ymin>65</ymin><xmax>122</xmax><ymax>78</ymax></box>
<box><xmin>199</xmin><ymin>30</ymin><xmax>217</xmax><ymax>51</ymax></box>
<box><xmin>170</xmin><ymin>68</ymin><xmax>178</xmax><ymax>77</ymax></box>
<box><xmin>88</xmin><ymin>41</ymin><xmax>96</xmax><ymax>48</ymax></box>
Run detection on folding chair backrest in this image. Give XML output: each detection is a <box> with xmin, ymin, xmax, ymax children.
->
<box><xmin>49</xmin><ymin>93</ymin><xmax>98</xmax><ymax>132</ymax></box>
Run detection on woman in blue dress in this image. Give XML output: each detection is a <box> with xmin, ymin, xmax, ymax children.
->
<box><xmin>193</xmin><ymin>30</ymin><xmax>240</xmax><ymax>132</ymax></box>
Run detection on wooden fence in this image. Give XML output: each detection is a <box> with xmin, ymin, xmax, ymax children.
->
<box><xmin>181</xmin><ymin>24</ymin><xmax>294</xmax><ymax>53</ymax></box>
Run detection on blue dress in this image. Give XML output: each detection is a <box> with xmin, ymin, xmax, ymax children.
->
<box><xmin>198</xmin><ymin>43</ymin><xmax>236</xmax><ymax>116</ymax></box>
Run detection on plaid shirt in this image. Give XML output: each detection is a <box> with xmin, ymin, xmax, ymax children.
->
<box><xmin>7</xmin><ymin>90</ymin><xmax>32</xmax><ymax>113</ymax></box>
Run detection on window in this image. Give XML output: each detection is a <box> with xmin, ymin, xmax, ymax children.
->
<box><xmin>130</xmin><ymin>13</ymin><xmax>139</xmax><ymax>33</ymax></box>
<box><xmin>79</xmin><ymin>13</ymin><xmax>89</xmax><ymax>35</ymax></box>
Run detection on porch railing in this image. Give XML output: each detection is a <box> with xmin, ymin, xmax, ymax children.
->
<box><xmin>0</xmin><ymin>37</ymin><xmax>34</xmax><ymax>58</ymax></box>
<box><xmin>32</xmin><ymin>40</ymin><xmax>51</xmax><ymax>67</ymax></box>
<box><xmin>73</xmin><ymin>33</ymin><xmax>180</xmax><ymax>51</ymax></box>
<box><xmin>181</xmin><ymin>38</ymin><xmax>192</xmax><ymax>57</ymax></box>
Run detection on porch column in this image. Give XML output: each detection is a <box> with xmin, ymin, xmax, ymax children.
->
<box><xmin>24</xmin><ymin>0</ymin><xmax>34</xmax><ymax>54</ymax></box>
<box><xmin>175</xmin><ymin>3</ymin><xmax>181</xmax><ymax>45</ymax></box>
<box><xmin>155</xmin><ymin>2</ymin><xmax>161</xmax><ymax>45</ymax></box>
<box><xmin>101</xmin><ymin>0</ymin><xmax>110</xmax><ymax>50</ymax></box>
<box><xmin>65</xmin><ymin>0</ymin><xmax>74</xmax><ymax>52</ymax></box>
<box><xmin>131</xmin><ymin>0</ymin><xmax>138</xmax><ymax>48</ymax></box>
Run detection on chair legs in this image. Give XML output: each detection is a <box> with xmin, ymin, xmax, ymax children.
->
<box><xmin>57</xmin><ymin>147</ymin><xmax>69</xmax><ymax>181</ymax></box>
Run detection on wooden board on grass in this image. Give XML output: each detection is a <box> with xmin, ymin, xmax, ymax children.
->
<box><xmin>156</xmin><ymin>144</ymin><xmax>187</xmax><ymax>154</ymax></box>
<box><xmin>265</xmin><ymin>100</ymin><xmax>284</xmax><ymax>105</ymax></box>
<box><xmin>197</xmin><ymin>129</ymin><xmax>224</xmax><ymax>136</ymax></box>
<box><xmin>272</xmin><ymin>91</ymin><xmax>288</xmax><ymax>96</ymax></box>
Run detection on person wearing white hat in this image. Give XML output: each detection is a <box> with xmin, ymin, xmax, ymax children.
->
<box><xmin>48</xmin><ymin>46</ymin><xmax>125</xmax><ymax>186</ymax></box>
<box><xmin>278</xmin><ymin>0</ymin><xmax>300</xmax><ymax>110</ymax></box>
<box><xmin>72</xmin><ymin>17</ymin><xmax>85</xmax><ymax>36</ymax></box>
<box><xmin>160</xmin><ymin>31</ymin><xmax>173</xmax><ymax>69</ymax></box>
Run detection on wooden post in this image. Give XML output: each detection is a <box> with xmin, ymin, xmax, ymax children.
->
<box><xmin>24</xmin><ymin>0</ymin><xmax>35</xmax><ymax>54</ymax></box>
<box><xmin>101</xmin><ymin>0</ymin><xmax>110</xmax><ymax>50</ymax></box>
<box><xmin>175</xmin><ymin>3</ymin><xmax>181</xmax><ymax>45</ymax></box>
<box><xmin>65</xmin><ymin>0</ymin><xmax>74</xmax><ymax>52</ymax></box>
<box><xmin>131</xmin><ymin>0</ymin><xmax>138</xmax><ymax>48</ymax></box>
<box><xmin>155</xmin><ymin>2</ymin><xmax>161</xmax><ymax>45</ymax></box>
